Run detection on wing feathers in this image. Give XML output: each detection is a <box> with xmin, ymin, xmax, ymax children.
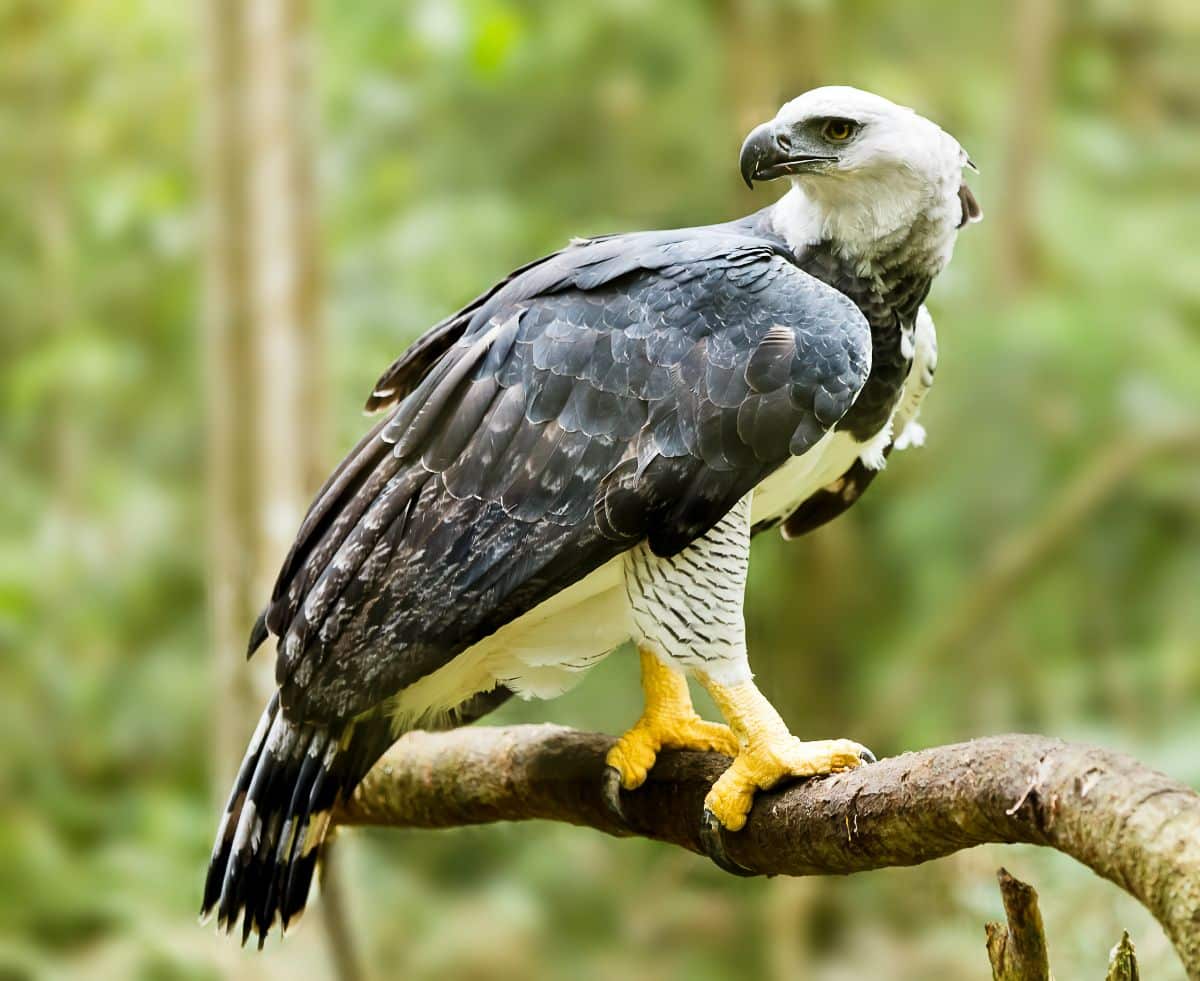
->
<box><xmin>422</xmin><ymin>375</ymin><xmax>502</xmax><ymax>472</ymax></box>
<box><xmin>387</xmin><ymin>316</ymin><xmax>511</xmax><ymax>458</ymax></box>
<box><xmin>745</xmin><ymin>325</ymin><xmax>797</xmax><ymax>392</ymax></box>
<box><xmin>263</xmin><ymin>228</ymin><xmax>870</xmax><ymax>720</ymax></box>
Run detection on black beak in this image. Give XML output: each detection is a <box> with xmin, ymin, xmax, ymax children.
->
<box><xmin>738</xmin><ymin>121</ymin><xmax>835</xmax><ymax>189</ymax></box>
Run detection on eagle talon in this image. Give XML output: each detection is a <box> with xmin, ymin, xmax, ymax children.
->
<box><xmin>699</xmin><ymin>807</ymin><xmax>758</xmax><ymax>877</ymax></box>
<box><xmin>859</xmin><ymin>748</ymin><xmax>877</xmax><ymax>765</ymax></box>
<box><xmin>601</xmin><ymin>765</ymin><xmax>628</xmax><ymax>824</ymax></box>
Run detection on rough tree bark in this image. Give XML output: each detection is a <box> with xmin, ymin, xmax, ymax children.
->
<box><xmin>336</xmin><ymin>726</ymin><xmax>1200</xmax><ymax>976</ymax></box>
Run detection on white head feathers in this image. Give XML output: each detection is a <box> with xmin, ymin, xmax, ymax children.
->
<box><xmin>760</xmin><ymin>86</ymin><xmax>976</xmax><ymax>275</ymax></box>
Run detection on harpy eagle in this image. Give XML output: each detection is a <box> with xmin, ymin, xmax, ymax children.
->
<box><xmin>203</xmin><ymin>85</ymin><xmax>981</xmax><ymax>943</ymax></box>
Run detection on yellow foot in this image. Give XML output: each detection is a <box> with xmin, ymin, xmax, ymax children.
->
<box><xmin>704</xmin><ymin>736</ymin><xmax>873</xmax><ymax>831</ymax></box>
<box><xmin>607</xmin><ymin>714</ymin><xmax>738</xmax><ymax>791</ymax></box>
<box><xmin>604</xmin><ymin>647</ymin><xmax>738</xmax><ymax>796</ymax></box>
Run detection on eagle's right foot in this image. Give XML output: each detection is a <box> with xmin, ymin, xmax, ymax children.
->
<box><xmin>607</xmin><ymin>714</ymin><xmax>738</xmax><ymax>791</ymax></box>
<box><xmin>603</xmin><ymin>648</ymin><xmax>737</xmax><ymax>821</ymax></box>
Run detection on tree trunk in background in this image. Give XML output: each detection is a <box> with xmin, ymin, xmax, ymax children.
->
<box><xmin>243</xmin><ymin>0</ymin><xmax>327</xmax><ymax>554</ymax></box>
<box><xmin>722</xmin><ymin>0</ymin><xmax>830</xmax><ymax>216</ymax></box>
<box><xmin>202</xmin><ymin>0</ymin><xmax>324</xmax><ymax>796</ymax></box>
<box><xmin>203</xmin><ymin>1</ymin><xmax>343</xmax><ymax>973</ymax></box>
<box><xmin>202</xmin><ymin>0</ymin><xmax>324</xmax><ymax>798</ymax></box>
<box><xmin>203</xmin><ymin>0</ymin><xmax>260</xmax><ymax>793</ymax></box>
<box><xmin>996</xmin><ymin>0</ymin><xmax>1059</xmax><ymax>293</ymax></box>
<box><xmin>721</xmin><ymin>0</ymin><xmax>830</xmax><ymax>135</ymax></box>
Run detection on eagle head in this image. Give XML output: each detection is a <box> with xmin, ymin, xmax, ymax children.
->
<box><xmin>740</xmin><ymin>86</ymin><xmax>980</xmax><ymax>268</ymax></box>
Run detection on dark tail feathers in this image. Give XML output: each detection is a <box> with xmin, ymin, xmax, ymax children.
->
<box><xmin>200</xmin><ymin>694</ymin><xmax>392</xmax><ymax>947</ymax></box>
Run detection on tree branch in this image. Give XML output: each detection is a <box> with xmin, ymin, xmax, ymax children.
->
<box><xmin>337</xmin><ymin>726</ymin><xmax>1200</xmax><ymax>976</ymax></box>
<box><xmin>1107</xmin><ymin>931</ymin><xmax>1140</xmax><ymax>981</ymax></box>
<box><xmin>985</xmin><ymin>868</ymin><xmax>1051</xmax><ymax>981</ymax></box>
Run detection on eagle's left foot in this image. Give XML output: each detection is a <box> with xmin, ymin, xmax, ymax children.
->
<box><xmin>604</xmin><ymin>648</ymin><xmax>737</xmax><ymax>820</ymax></box>
<box><xmin>694</xmin><ymin>671</ymin><xmax>874</xmax><ymax>872</ymax></box>
<box><xmin>702</xmin><ymin>733</ymin><xmax>874</xmax><ymax>831</ymax></box>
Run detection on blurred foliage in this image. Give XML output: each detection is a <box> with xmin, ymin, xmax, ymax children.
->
<box><xmin>1</xmin><ymin>0</ymin><xmax>1198</xmax><ymax>978</ymax></box>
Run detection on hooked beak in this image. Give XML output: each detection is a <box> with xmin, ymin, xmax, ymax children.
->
<box><xmin>739</xmin><ymin>121</ymin><xmax>835</xmax><ymax>189</ymax></box>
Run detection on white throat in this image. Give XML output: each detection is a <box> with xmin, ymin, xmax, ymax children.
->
<box><xmin>769</xmin><ymin>170</ymin><xmax>962</xmax><ymax>279</ymax></box>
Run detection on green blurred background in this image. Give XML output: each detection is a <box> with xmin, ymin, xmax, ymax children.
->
<box><xmin>2</xmin><ymin>0</ymin><xmax>1198</xmax><ymax>977</ymax></box>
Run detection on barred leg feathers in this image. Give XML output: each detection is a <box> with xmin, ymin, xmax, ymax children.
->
<box><xmin>200</xmin><ymin>699</ymin><xmax>393</xmax><ymax>947</ymax></box>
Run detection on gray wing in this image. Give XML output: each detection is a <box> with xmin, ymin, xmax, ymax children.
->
<box><xmin>262</xmin><ymin>228</ymin><xmax>871</xmax><ymax>722</ymax></box>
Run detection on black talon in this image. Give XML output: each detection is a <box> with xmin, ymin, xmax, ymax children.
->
<box><xmin>699</xmin><ymin>808</ymin><xmax>758</xmax><ymax>877</ymax></box>
<box><xmin>601</xmin><ymin>765</ymin><xmax>628</xmax><ymax>824</ymax></box>
<box><xmin>859</xmin><ymin>748</ymin><xmax>877</xmax><ymax>765</ymax></box>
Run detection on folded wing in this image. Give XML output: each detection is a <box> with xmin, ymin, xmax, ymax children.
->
<box><xmin>259</xmin><ymin>228</ymin><xmax>872</xmax><ymax>722</ymax></box>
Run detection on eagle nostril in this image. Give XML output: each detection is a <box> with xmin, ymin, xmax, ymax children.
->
<box><xmin>775</xmin><ymin>132</ymin><xmax>792</xmax><ymax>152</ymax></box>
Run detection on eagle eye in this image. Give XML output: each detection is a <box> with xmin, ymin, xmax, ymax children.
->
<box><xmin>821</xmin><ymin>118</ymin><xmax>857</xmax><ymax>143</ymax></box>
